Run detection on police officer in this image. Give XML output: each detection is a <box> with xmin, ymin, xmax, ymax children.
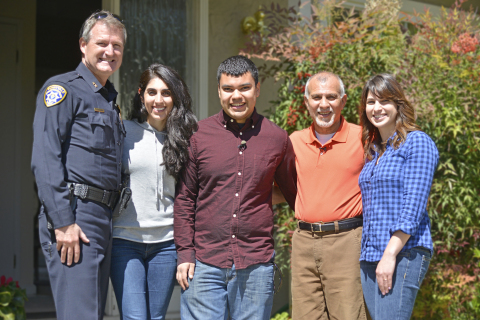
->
<box><xmin>31</xmin><ymin>11</ymin><xmax>126</xmax><ymax>320</ymax></box>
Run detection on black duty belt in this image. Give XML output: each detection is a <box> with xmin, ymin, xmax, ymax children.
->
<box><xmin>69</xmin><ymin>183</ymin><xmax>120</xmax><ymax>210</ymax></box>
<box><xmin>298</xmin><ymin>216</ymin><xmax>363</xmax><ymax>233</ymax></box>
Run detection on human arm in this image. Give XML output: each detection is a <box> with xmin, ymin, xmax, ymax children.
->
<box><xmin>31</xmin><ymin>82</ymin><xmax>90</xmax><ymax>263</ymax></box>
<box><xmin>389</xmin><ymin>132</ymin><xmax>439</xmax><ymax>239</ymax></box>
<box><xmin>31</xmin><ymin>82</ymin><xmax>76</xmax><ymax>229</ymax></box>
<box><xmin>273</xmin><ymin>135</ymin><xmax>297</xmax><ymax>210</ymax></box>
<box><xmin>376</xmin><ymin>230</ymin><xmax>410</xmax><ymax>295</ymax></box>
<box><xmin>378</xmin><ymin>132</ymin><xmax>438</xmax><ymax>294</ymax></box>
<box><xmin>174</xmin><ymin>137</ymin><xmax>198</xmax><ymax>288</ymax></box>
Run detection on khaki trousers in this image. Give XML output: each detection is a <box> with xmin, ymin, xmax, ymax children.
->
<box><xmin>291</xmin><ymin>226</ymin><xmax>368</xmax><ymax>320</ymax></box>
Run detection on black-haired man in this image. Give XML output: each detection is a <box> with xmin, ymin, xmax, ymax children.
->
<box><xmin>174</xmin><ymin>55</ymin><xmax>297</xmax><ymax>320</ymax></box>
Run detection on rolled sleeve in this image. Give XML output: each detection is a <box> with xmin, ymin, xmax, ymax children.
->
<box><xmin>31</xmin><ymin>81</ymin><xmax>75</xmax><ymax>229</ymax></box>
<box><xmin>390</xmin><ymin>132</ymin><xmax>439</xmax><ymax>236</ymax></box>
<box><xmin>174</xmin><ymin>137</ymin><xmax>198</xmax><ymax>265</ymax></box>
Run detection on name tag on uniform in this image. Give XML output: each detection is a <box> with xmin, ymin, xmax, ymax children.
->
<box><xmin>94</xmin><ymin>108</ymin><xmax>105</xmax><ymax>113</ymax></box>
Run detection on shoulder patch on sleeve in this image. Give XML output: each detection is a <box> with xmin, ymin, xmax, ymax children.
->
<box><xmin>44</xmin><ymin>85</ymin><xmax>67</xmax><ymax>107</ymax></box>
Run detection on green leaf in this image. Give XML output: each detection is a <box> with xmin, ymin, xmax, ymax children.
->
<box><xmin>0</xmin><ymin>292</ymin><xmax>12</xmax><ymax>307</ymax></box>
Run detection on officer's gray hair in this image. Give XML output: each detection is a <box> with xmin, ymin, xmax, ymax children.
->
<box><xmin>304</xmin><ymin>72</ymin><xmax>345</xmax><ymax>99</ymax></box>
<box><xmin>80</xmin><ymin>10</ymin><xmax>127</xmax><ymax>44</ymax></box>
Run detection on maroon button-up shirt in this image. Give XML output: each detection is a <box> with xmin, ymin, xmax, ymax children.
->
<box><xmin>174</xmin><ymin>109</ymin><xmax>297</xmax><ymax>269</ymax></box>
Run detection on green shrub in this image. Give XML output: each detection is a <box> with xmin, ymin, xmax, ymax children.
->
<box><xmin>241</xmin><ymin>0</ymin><xmax>480</xmax><ymax>318</ymax></box>
<box><xmin>0</xmin><ymin>276</ymin><xmax>27</xmax><ymax>320</ymax></box>
<box><xmin>402</xmin><ymin>3</ymin><xmax>480</xmax><ymax>318</ymax></box>
<box><xmin>270</xmin><ymin>311</ymin><xmax>291</xmax><ymax>320</ymax></box>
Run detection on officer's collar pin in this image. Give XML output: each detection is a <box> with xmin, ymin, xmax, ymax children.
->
<box><xmin>92</xmin><ymin>82</ymin><xmax>98</xmax><ymax>88</ymax></box>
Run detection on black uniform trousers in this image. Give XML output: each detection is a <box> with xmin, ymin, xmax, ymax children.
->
<box><xmin>39</xmin><ymin>199</ymin><xmax>113</xmax><ymax>320</ymax></box>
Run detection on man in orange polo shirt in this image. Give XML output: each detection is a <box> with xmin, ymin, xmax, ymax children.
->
<box><xmin>289</xmin><ymin>72</ymin><xmax>367</xmax><ymax>319</ymax></box>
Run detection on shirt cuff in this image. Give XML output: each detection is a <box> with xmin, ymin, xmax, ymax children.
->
<box><xmin>390</xmin><ymin>222</ymin><xmax>417</xmax><ymax>237</ymax></box>
<box><xmin>177</xmin><ymin>249</ymin><xmax>196</xmax><ymax>266</ymax></box>
<box><xmin>48</xmin><ymin>206</ymin><xmax>75</xmax><ymax>229</ymax></box>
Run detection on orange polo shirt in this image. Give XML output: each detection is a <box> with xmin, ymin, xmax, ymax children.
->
<box><xmin>290</xmin><ymin>117</ymin><xmax>364</xmax><ymax>223</ymax></box>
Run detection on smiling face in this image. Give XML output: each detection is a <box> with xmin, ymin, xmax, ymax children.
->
<box><xmin>218</xmin><ymin>72</ymin><xmax>260</xmax><ymax>123</ymax></box>
<box><xmin>142</xmin><ymin>77</ymin><xmax>174</xmax><ymax>131</ymax></box>
<box><xmin>365</xmin><ymin>91</ymin><xmax>398</xmax><ymax>141</ymax></box>
<box><xmin>304</xmin><ymin>75</ymin><xmax>347</xmax><ymax>134</ymax></box>
<box><xmin>80</xmin><ymin>22</ymin><xmax>124</xmax><ymax>86</ymax></box>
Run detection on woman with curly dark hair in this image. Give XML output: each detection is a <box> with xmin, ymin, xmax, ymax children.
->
<box><xmin>358</xmin><ymin>74</ymin><xmax>439</xmax><ymax>320</ymax></box>
<box><xmin>110</xmin><ymin>63</ymin><xmax>197</xmax><ymax>319</ymax></box>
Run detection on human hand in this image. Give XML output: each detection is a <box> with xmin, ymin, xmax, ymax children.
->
<box><xmin>176</xmin><ymin>262</ymin><xmax>195</xmax><ymax>290</ymax></box>
<box><xmin>376</xmin><ymin>253</ymin><xmax>396</xmax><ymax>295</ymax></box>
<box><xmin>54</xmin><ymin>223</ymin><xmax>89</xmax><ymax>266</ymax></box>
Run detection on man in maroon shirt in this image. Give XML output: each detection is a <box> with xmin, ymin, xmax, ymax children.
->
<box><xmin>174</xmin><ymin>55</ymin><xmax>297</xmax><ymax>320</ymax></box>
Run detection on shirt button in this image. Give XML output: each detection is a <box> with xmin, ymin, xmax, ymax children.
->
<box><xmin>235</xmin><ymin>193</ymin><xmax>239</xmax><ymax>197</ymax></box>
<box><xmin>240</xmin><ymin>132</ymin><xmax>243</xmax><ymax>135</ymax></box>
<box><xmin>230</xmin><ymin>119</ymin><xmax>234</xmax><ymax>122</ymax></box>
<box><xmin>117</xmin><ymin>141</ymin><xmax>121</xmax><ymax>145</ymax></box>
<box><xmin>238</xmin><ymin>172</ymin><xmax>241</xmax><ymax>175</ymax></box>
<box><xmin>239</xmin><ymin>151</ymin><xmax>242</xmax><ymax>155</ymax></box>
<box><xmin>118</xmin><ymin>162</ymin><xmax>121</xmax><ymax>166</ymax></box>
<box><xmin>224</xmin><ymin>125</ymin><xmax>226</xmax><ymax>128</ymax></box>
<box><xmin>232</xmin><ymin>235</ymin><xmax>235</xmax><ymax>238</ymax></box>
<box><xmin>252</xmin><ymin>125</ymin><xmax>254</xmax><ymax>128</ymax></box>
<box><xmin>233</xmin><ymin>214</ymin><xmax>236</xmax><ymax>218</ymax></box>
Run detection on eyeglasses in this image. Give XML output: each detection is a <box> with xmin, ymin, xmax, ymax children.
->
<box><xmin>94</xmin><ymin>12</ymin><xmax>124</xmax><ymax>24</ymax></box>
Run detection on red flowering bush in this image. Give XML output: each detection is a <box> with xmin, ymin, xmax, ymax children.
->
<box><xmin>402</xmin><ymin>2</ymin><xmax>480</xmax><ymax>318</ymax></box>
<box><xmin>0</xmin><ymin>275</ymin><xmax>27</xmax><ymax>320</ymax></box>
<box><xmin>451</xmin><ymin>33</ymin><xmax>479</xmax><ymax>54</ymax></box>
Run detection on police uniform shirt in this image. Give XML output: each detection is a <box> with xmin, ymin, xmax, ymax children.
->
<box><xmin>32</xmin><ymin>62</ymin><xmax>125</xmax><ymax>229</ymax></box>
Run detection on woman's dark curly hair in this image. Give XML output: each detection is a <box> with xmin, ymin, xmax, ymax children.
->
<box><xmin>360</xmin><ymin>74</ymin><xmax>420</xmax><ymax>161</ymax></box>
<box><xmin>129</xmin><ymin>63</ymin><xmax>198</xmax><ymax>180</ymax></box>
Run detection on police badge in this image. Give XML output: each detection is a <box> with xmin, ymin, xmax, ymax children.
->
<box><xmin>44</xmin><ymin>85</ymin><xmax>67</xmax><ymax>107</ymax></box>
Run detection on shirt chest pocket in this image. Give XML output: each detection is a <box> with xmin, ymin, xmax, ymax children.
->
<box><xmin>252</xmin><ymin>155</ymin><xmax>277</xmax><ymax>185</ymax></box>
<box><xmin>375</xmin><ymin>153</ymin><xmax>405</xmax><ymax>183</ymax></box>
<box><xmin>88</xmin><ymin>112</ymin><xmax>114</xmax><ymax>151</ymax></box>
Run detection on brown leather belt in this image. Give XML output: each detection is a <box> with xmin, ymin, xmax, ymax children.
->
<box><xmin>298</xmin><ymin>216</ymin><xmax>363</xmax><ymax>233</ymax></box>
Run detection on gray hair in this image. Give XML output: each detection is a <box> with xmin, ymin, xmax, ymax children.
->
<box><xmin>80</xmin><ymin>10</ymin><xmax>127</xmax><ymax>44</ymax></box>
<box><xmin>304</xmin><ymin>71</ymin><xmax>345</xmax><ymax>99</ymax></box>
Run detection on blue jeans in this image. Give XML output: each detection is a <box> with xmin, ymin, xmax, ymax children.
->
<box><xmin>360</xmin><ymin>247</ymin><xmax>431</xmax><ymax>320</ymax></box>
<box><xmin>181</xmin><ymin>260</ymin><xmax>274</xmax><ymax>320</ymax></box>
<box><xmin>110</xmin><ymin>238</ymin><xmax>177</xmax><ymax>320</ymax></box>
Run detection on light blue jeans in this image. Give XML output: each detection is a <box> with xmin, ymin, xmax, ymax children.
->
<box><xmin>181</xmin><ymin>260</ymin><xmax>274</xmax><ymax>320</ymax></box>
<box><xmin>110</xmin><ymin>238</ymin><xmax>177</xmax><ymax>320</ymax></box>
<box><xmin>360</xmin><ymin>246</ymin><xmax>431</xmax><ymax>320</ymax></box>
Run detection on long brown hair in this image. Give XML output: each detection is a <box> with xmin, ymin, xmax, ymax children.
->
<box><xmin>360</xmin><ymin>74</ymin><xmax>420</xmax><ymax>161</ymax></box>
<box><xmin>130</xmin><ymin>63</ymin><xmax>198</xmax><ymax>180</ymax></box>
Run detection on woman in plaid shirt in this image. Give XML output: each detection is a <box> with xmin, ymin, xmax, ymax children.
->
<box><xmin>358</xmin><ymin>74</ymin><xmax>439</xmax><ymax>320</ymax></box>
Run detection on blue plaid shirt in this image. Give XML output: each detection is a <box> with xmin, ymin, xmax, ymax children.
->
<box><xmin>359</xmin><ymin>131</ymin><xmax>439</xmax><ymax>262</ymax></box>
